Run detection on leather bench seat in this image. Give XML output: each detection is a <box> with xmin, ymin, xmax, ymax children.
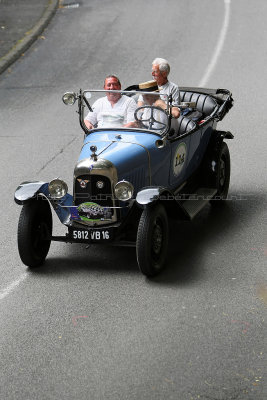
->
<box><xmin>176</xmin><ymin>115</ymin><xmax>196</xmax><ymax>135</ymax></box>
<box><xmin>171</xmin><ymin>115</ymin><xmax>196</xmax><ymax>137</ymax></box>
<box><xmin>172</xmin><ymin>90</ymin><xmax>218</xmax><ymax>137</ymax></box>
<box><xmin>180</xmin><ymin>91</ymin><xmax>218</xmax><ymax>117</ymax></box>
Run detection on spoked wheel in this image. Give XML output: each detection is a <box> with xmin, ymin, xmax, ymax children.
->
<box><xmin>136</xmin><ymin>203</ymin><xmax>169</xmax><ymax>277</ymax></box>
<box><xmin>17</xmin><ymin>199</ymin><xmax>52</xmax><ymax>268</ymax></box>
<box><xmin>210</xmin><ymin>142</ymin><xmax>231</xmax><ymax>206</ymax></box>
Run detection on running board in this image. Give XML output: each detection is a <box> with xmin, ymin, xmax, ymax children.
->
<box><xmin>181</xmin><ymin>188</ymin><xmax>217</xmax><ymax>219</ymax></box>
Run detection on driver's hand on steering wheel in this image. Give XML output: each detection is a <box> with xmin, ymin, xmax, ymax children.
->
<box><xmin>123</xmin><ymin>121</ymin><xmax>139</xmax><ymax>128</ymax></box>
<box><xmin>84</xmin><ymin>119</ymin><xmax>94</xmax><ymax>130</ymax></box>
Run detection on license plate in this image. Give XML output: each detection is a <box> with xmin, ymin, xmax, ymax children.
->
<box><xmin>71</xmin><ymin>228</ymin><xmax>112</xmax><ymax>242</ymax></box>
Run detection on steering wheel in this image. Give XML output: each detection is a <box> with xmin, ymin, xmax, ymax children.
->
<box><xmin>134</xmin><ymin>106</ymin><xmax>168</xmax><ymax>131</ymax></box>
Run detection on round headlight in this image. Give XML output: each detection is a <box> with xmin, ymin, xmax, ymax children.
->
<box><xmin>48</xmin><ymin>179</ymin><xmax>68</xmax><ymax>199</ymax></box>
<box><xmin>114</xmin><ymin>181</ymin><xmax>134</xmax><ymax>201</ymax></box>
<box><xmin>62</xmin><ymin>92</ymin><xmax>76</xmax><ymax>105</ymax></box>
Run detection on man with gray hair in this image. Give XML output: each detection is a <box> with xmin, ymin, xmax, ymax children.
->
<box><xmin>138</xmin><ymin>58</ymin><xmax>180</xmax><ymax>118</ymax></box>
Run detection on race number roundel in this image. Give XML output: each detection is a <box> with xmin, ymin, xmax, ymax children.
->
<box><xmin>173</xmin><ymin>142</ymin><xmax>187</xmax><ymax>176</ymax></box>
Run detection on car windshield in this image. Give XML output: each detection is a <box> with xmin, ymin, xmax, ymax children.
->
<box><xmin>82</xmin><ymin>90</ymin><xmax>170</xmax><ymax>135</ymax></box>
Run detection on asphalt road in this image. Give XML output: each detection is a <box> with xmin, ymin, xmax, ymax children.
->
<box><xmin>0</xmin><ymin>0</ymin><xmax>266</xmax><ymax>399</ymax></box>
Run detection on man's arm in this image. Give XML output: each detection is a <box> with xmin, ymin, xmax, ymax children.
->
<box><xmin>170</xmin><ymin>85</ymin><xmax>180</xmax><ymax>118</ymax></box>
<box><xmin>154</xmin><ymin>98</ymin><xmax>180</xmax><ymax>118</ymax></box>
<box><xmin>84</xmin><ymin>99</ymin><xmax>99</xmax><ymax>129</ymax></box>
<box><xmin>125</xmin><ymin>98</ymin><xmax>137</xmax><ymax>124</ymax></box>
<box><xmin>84</xmin><ymin>119</ymin><xmax>94</xmax><ymax>129</ymax></box>
<box><xmin>137</xmin><ymin>94</ymin><xmax>144</xmax><ymax>107</ymax></box>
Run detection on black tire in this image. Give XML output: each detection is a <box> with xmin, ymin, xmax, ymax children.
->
<box><xmin>17</xmin><ymin>199</ymin><xmax>52</xmax><ymax>268</ymax></box>
<box><xmin>136</xmin><ymin>203</ymin><xmax>169</xmax><ymax>277</ymax></box>
<box><xmin>210</xmin><ymin>142</ymin><xmax>230</xmax><ymax>206</ymax></box>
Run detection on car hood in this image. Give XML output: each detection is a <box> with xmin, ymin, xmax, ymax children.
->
<box><xmin>80</xmin><ymin>130</ymin><xmax>160</xmax><ymax>154</ymax></box>
<box><xmin>77</xmin><ymin>131</ymin><xmax>157</xmax><ymax>187</ymax></box>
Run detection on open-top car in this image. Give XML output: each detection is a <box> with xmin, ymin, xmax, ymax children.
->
<box><xmin>15</xmin><ymin>85</ymin><xmax>233</xmax><ymax>277</ymax></box>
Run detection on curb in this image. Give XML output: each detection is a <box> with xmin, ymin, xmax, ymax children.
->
<box><xmin>0</xmin><ymin>0</ymin><xmax>59</xmax><ymax>75</ymax></box>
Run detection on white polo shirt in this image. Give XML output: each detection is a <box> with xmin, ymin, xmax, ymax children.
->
<box><xmin>158</xmin><ymin>81</ymin><xmax>180</xmax><ymax>106</ymax></box>
<box><xmin>85</xmin><ymin>95</ymin><xmax>137</xmax><ymax>128</ymax></box>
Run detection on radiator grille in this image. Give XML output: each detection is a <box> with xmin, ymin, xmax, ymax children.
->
<box><xmin>74</xmin><ymin>174</ymin><xmax>113</xmax><ymax>213</ymax></box>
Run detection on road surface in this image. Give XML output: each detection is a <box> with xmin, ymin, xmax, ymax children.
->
<box><xmin>0</xmin><ymin>0</ymin><xmax>266</xmax><ymax>399</ymax></box>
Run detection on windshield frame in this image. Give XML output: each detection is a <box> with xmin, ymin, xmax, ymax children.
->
<box><xmin>80</xmin><ymin>89</ymin><xmax>172</xmax><ymax>137</ymax></box>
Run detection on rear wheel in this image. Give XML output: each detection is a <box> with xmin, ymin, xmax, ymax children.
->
<box><xmin>136</xmin><ymin>204</ymin><xmax>169</xmax><ymax>277</ymax></box>
<box><xmin>210</xmin><ymin>142</ymin><xmax>230</xmax><ymax>206</ymax></box>
<box><xmin>17</xmin><ymin>199</ymin><xmax>52</xmax><ymax>268</ymax></box>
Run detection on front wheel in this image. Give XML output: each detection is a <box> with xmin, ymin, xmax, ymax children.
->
<box><xmin>210</xmin><ymin>142</ymin><xmax>231</xmax><ymax>206</ymax></box>
<box><xmin>136</xmin><ymin>204</ymin><xmax>169</xmax><ymax>277</ymax></box>
<box><xmin>17</xmin><ymin>199</ymin><xmax>52</xmax><ymax>268</ymax></box>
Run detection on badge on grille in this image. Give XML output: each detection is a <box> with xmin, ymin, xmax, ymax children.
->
<box><xmin>77</xmin><ymin>178</ymin><xmax>89</xmax><ymax>189</ymax></box>
<box><xmin>77</xmin><ymin>202</ymin><xmax>112</xmax><ymax>221</ymax></box>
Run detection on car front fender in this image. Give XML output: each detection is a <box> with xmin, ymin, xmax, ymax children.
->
<box><xmin>136</xmin><ymin>186</ymin><xmax>190</xmax><ymax>220</ymax></box>
<box><xmin>14</xmin><ymin>181</ymin><xmax>47</xmax><ymax>205</ymax></box>
<box><xmin>136</xmin><ymin>186</ymin><xmax>166</xmax><ymax>206</ymax></box>
<box><xmin>14</xmin><ymin>181</ymin><xmax>74</xmax><ymax>225</ymax></box>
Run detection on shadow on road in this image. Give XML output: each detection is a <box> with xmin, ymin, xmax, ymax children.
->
<box><xmin>32</xmin><ymin>244</ymin><xmax>138</xmax><ymax>276</ymax></box>
<box><xmin>30</xmin><ymin>190</ymin><xmax>266</xmax><ymax>284</ymax></box>
<box><xmin>151</xmin><ymin>190</ymin><xmax>266</xmax><ymax>285</ymax></box>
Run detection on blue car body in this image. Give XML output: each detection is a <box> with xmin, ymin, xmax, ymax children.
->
<box><xmin>14</xmin><ymin>86</ymin><xmax>234</xmax><ymax>275</ymax></box>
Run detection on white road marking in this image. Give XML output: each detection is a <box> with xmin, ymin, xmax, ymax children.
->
<box><xmin>0</xmin><ymin>273</ymin><xmax>27</xmax><ymax>300</ymax></box>
<box><xmin>199</xmin><ymin>0</ymin><xmax>231</xmax><ymax>87</ymax></box>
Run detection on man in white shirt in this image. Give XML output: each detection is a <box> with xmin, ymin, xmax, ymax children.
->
<box><xmin>138</xmin><ymin>58</ymin><xmax>180</xmax><ymax>118</ymax></box>
<box><xmin>84</xmin><ymin>75</ymin><xmax>137</xmax><ymax>129</ymax></box>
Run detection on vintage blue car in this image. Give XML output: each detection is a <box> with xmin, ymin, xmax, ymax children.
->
<box><xmin>15</xmin><ymin>85</ymin><xmax>233</xmax><ymax>277</ymax></box>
